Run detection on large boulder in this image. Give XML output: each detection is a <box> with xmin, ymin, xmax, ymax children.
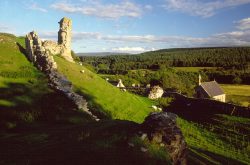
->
<box><xmin>141</xmin><ymin>112</ymin><xmax>187</xmax><ymax>165</ymax></box>
<box><xmin>148</xmin><ymin>86</ymin><xmax>164</xmax><ymax>99</ymax></box>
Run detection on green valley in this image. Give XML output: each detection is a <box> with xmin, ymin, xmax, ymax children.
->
<box><xmin>0</xmin><ymin>32</ymin><xmax>249</xmax><ymax>165</ymax></box>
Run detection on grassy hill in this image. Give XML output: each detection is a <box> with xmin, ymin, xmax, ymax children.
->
<box><xmin>0</xmin><ymin>33</ymin><xmax>87</xmax><ymax>126</ymax></box>
<box><xmin>54</xmin><ymin>56</ymin><xmax>154</xmax><ymax>123</ymax></box>
<box><xmin>0</xmin><ymin>33</ymin><xmax>249</xmax><ymax>164</ymax></box>
<box><xmin>0</xmin><ymin>33</ymin><xmax>168</xmax><ymax>164</ymax></box>
<box><xmin>55</xmin><ymin>53</ymin><xmax>250</xmax><ymax>164</ymax></box>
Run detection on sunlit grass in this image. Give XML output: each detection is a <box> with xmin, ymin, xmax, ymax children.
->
<box><xmin>55</xmin><ymin>56</ymin><xmax>154</xmax><ymax>123</ymax></box>
<box><xmin>221</xmin><ymin>84</ymin><xmax>250</xmax><ymax>107</ymax></box>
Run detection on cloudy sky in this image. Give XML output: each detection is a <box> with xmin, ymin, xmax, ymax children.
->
<box><xmin>0</xmin><ymin>0</ymin><xmax>250</xmax><ymax>53</ymax></box>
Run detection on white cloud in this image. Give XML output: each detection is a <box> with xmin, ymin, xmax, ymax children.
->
<box><xmin>39</xmin><ymin>29</ymin><xmax>250</xmax><ymax>49</ymax></box>
<box><xmin>112</xmin><ymin>46</ymin><xmax>145</xmax><ymax>53</ymax></box>
<box><xmin>145</xmin><ymin>5</ymin><xmax>153</xmax><ymax>10</ymax></box>
<box><xmin>111</xmin><ymin>47</ymin><xmax>156</xmax><ymax>54</ymax></box>
<box><xmin>0</xmin><ymin>24</ymin><xmax>10</xmax><ymax>31</ymax></box>
<box><xmin>236</xmin><ymin>17</ymin><xmax>250</xmax><ymax>30</ymax></box>
<box><xmin>163</xmin><ymin>0</ymin><xmax>250</xmax><ymax>18</ymax></box>
<box><xmin>27</xmin><ymin>2</ymin><xmax>47</xmax><ymax>12</ymax></box>
<box><xmin>38</xmin><ymin>17</ymin><xmax>250</xmax><ymax>53</ymax></box>
<box><xmin>0</xmin><ymin>24</ymin><xmax>15</xmax><ymax>34</ymax></box>
<box><xmin>50</xmin><ymin>1</ymin><xmax>143</xmax><ymax>19</ymax></box>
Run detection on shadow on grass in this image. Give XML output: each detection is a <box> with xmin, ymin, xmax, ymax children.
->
<box><xmin>0</xmin><ymin>82</ymin><xmax>93</xmax><ymax>129</ymax></box>
<box><xmin>165</xmin><ymin>98</ymin><xmax>224</xmax><ymax>123</ymax></box>
<box><xmin>75</xmin><ymin>88</ymin><xmax>112</xmax><ymax>120</ymax></box>
<box><xmin>0</xmin><ymin>119</ymin><xmax>169</xmax><ymax>165</ymax></box>
<box><xmin>188</xmin><ymin>147</ymin><xmax>244</xmax><ymax>165</ymax></box>
<box><xmin>16</xmin><ymin>42</ymin><xmax>26</xmax><ymax>57</ymax></box>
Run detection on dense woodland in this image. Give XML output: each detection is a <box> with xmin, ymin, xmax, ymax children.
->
<box><xmin>80</xmin><ymin>47</ymin><xmax>250</xmax><ymax>86</ymax></box>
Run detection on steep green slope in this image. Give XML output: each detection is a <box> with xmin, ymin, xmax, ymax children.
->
<box><xmin>0</xmin><ymin>33</ymin><xmax>83</xmax><ymax>127</ymax></box>
<box><xmin>55</xmin><ymin>56</ymin><xmax>154</xmax><ymax>123</ymax></box>
<box><xmin>0</xmin><ymin>33</ymin><xmax>49</xmax><ymax>123</ymax></box>
<box><xmin>0</xmin><ymin>33</ymin><xmax>171</xmax><ymax>164</ymax></box>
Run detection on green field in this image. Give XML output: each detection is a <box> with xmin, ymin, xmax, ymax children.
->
<box><xmin>173</xmin><ymin>67</ymin><xmax>215</xmax><ymax>72</ymax></box>
<box><xmin>178</xmin><ymin>115</ymin><xmax>250</xmax><ymax>164</ymax></box>
<box><xmin>221</xmin><ymin>84</ymin><xmax>250</xmax><ymax>107</ymax></box>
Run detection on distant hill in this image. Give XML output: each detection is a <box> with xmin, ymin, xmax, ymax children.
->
<box><xmin>81</xmin><ymin>47</ymin><xmax>250</xmax><ymax>71</ymax></box>
<box><xmin>77</xmin><ymin>52</ymin><xmax>130</xmax><ymax>56</ymax></box>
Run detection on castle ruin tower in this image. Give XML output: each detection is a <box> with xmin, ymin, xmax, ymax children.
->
<box><xmin>58</xmin><ymin>17</ymin><xmax>74</xmax><ymax>62</ymax></box>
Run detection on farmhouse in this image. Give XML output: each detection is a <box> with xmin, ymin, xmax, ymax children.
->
<box><xmin>195</xmin><ymin>75</ymin><xmax>226</xmax><ymax>102</ymax></box>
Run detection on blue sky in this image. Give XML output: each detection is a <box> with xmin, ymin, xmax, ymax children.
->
<box><xmin>1</xmin><ymin>0</ymin><xmax>250</xmax><ymax>53</ymax></box>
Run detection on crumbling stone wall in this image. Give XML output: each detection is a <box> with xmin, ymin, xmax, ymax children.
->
<box><xmin>25</xmin><ymin>19</ymin><xmax>98</xmax><ymax>121</ymax></box>
<box><xmin>25</xmin><ymin>31</ymin><xmax>57</xmax><ymax>72</ymax></box>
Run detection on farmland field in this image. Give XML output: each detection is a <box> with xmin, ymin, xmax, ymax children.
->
<box><xmin>173</xmin><ymin>67</ymin><xmax>215</xmax><ymax>72</ymax></box>
<box><xmin>221</xmin><ymin>84</ymin><xmax>250</xmax><ymax>107</ymax></box>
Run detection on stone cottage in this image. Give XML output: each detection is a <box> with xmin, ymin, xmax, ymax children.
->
<box><xmin>195</xmin><ymin>75</ymin><xmax>226</xmax><ymax>102</ymax></box>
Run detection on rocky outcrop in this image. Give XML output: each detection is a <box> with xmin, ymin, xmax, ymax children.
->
<box><xmin>140</xmin><ymin>112</ymin><xmax>187</xmax><ymax>165</ymax></box>
<box><xmin>148</xmin><ymin>86</ymin><xmax>164</xmax><ymax>99</ymax></box>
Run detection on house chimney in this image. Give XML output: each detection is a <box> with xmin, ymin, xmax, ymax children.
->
<box><xmin>199</xmin><ymin>74</ymin><xmax>202</xmax><ymax>85</ymax></box>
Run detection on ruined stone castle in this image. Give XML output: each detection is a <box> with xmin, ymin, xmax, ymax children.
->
<box><xmin>24</xmin><ymin>17</ymin><xmax>99</xmax><ymax>121</ymax></box>
<box><xmin>26</xmin><ymin>17</ymin><xmax>74</xmax><ymax>63</ymax></box>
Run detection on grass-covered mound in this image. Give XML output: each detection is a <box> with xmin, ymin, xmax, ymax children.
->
<box><xmin>1</xmin><ymin>32</ymin><xmax>248</xmax><ymax>164</ymax></box>
<box><xmin>0</xmin><ymin>33</ymin><xmax>170</xmax><ymax>164</ymax></box>
<box><xmin>0</xmin><ymin>33</ymin><xmax>89</xmax><ymax>128</ymax></box>
<box><xmin>55</xmin><ymin>56</ymin><xmax>153</xmax><ymax>123</ymax></box>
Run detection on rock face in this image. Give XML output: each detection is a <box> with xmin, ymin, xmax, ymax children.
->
<box><xmin>148</xmin><ymin>86</ymin><xmax>164</xmax><ymax>99</ymax></box>
<box><xmin>141</xmin><ymin>112</ymin><xmax>187</xmax><ymax>165</ymax></box>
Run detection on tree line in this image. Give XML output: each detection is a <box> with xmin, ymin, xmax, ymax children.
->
<box><xmin>79</xmin><ymin>47</ymin><xmax>250</xmax><ymax>85</ymax></box>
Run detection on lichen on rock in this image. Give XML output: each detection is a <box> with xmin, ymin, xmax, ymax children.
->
<box><xmin>140</xmin><ymin>112</ymin><xmax>187</xmax><ymax>165</ymax></box>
